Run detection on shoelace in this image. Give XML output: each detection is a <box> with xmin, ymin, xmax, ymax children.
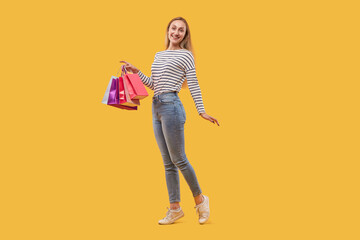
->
<box><xmin>162</xmin><ymin>207</ymin><xmax>172</xmax><ymax>220</ymax></box>
<box><xmin>195</xmin><ymin>201</ymin><xmax>209</xmax><ymax>218</ymax></box>
<box><xmin>162</xmin><ymin>207</ymin><xmax>180</xmax><ymax>221</ymax></box>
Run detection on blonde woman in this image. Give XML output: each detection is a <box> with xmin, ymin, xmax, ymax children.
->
<box><xmin>120</xmin><ymin>17</ymin><xmax>219</xmax><ymax>225</ymax></box>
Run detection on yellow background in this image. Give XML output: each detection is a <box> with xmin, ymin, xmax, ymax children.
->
<box><xmin>1</xmin><ymin>0</ymin><xmax>359</xmax><ymax>239</ymax></box>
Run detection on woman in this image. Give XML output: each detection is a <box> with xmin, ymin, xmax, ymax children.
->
<box><xmin>120</xmin><ymin>17</ymin><xmax>219</xmax><ymax>225</ymax></box>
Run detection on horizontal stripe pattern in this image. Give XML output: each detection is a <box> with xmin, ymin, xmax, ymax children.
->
<box><xmin>137</xmin><ymin>49</ymin><xmax>205</xmax><ymax>114</ymax></box>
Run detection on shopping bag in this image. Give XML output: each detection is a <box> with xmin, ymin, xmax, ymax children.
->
<box><xmin>102</xmin><ymin>75</ymin><xmax>137</xmax><ymax>110</ymax></box>
<box><xmin>122</xmin><ymin>65</ymin><xmax>149</xmax><ymax>100</ymax></box>
<box><xmin>118</xmin><ymin>66</ymin><xmax>141</xmax><ymax>107</ymax></box>
<box><xmin>101</xmin><ymin>76</ymin><xmax>114</xmax><ymax>104</ymax></box>
<box><xmin>107</xmin><ymin>76</ymin><xmax>119</xmax><ymax>105</ymax></box>
<box><xmin>119</xmin><ymin>76</ymin><xmax>140</xmax><ymax>106</ymax></box>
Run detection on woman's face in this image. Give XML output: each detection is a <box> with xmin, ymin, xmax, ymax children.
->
<box><xmin>168</xmin><ymin>20</ymin><xmax>186</xmax><ymax>46</ymax></box>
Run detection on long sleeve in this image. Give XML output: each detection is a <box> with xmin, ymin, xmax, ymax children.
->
<box><xmin>184</xmin><ymin>52</ymin><xmax>206</xmax><ymax>115</ymax></box>
<box><xmin>137</xmin><ymin>70</ymin><xmax>154</xmax><ymax>90</ymax></box>
<box><xmin>137</xmin><ymin>53</ymin><xmax>157</xmax><ymax>90</ymax></box>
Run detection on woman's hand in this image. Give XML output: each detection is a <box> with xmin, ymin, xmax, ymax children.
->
<box><xmin>119</xmin><ymin>60</ymin><xmax>139</xmax><ymax>74</ymax></box>
<box><xmin>200</xmin><ymin>113</ymin><xmax>220</xmax><ymax>126</ymax></box>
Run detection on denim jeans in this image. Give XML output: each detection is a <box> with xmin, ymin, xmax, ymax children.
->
<box><xmin>152</xmin><ymin>91</ymin><xmax>202</xmax><ymax>203</ymax></box>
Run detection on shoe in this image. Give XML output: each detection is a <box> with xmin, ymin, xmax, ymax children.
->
<box><xmin>194</xmin><ymin>195</ymin><xmax>210</xmax><ymax>224</ymax></box>
<box><xmin>158</xmin><ymin>207</ymin><xmax>184</xmax><ymax>225</ymax></box>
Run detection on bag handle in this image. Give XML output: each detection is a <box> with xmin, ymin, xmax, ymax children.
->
<box><xmin>116</xmin><ymin>65</ymin><xmax>128</xmax><ymax>77</ymax></box>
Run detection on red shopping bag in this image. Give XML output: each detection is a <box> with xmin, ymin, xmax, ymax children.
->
<box><xmin>122</xmin><ymin>65</ymin><xmax>149</xmax><ymax>100</ymax></box>
<box><xmin>119</xmin><ymin>67</ymin><xmax>140</xmax><ymax>107</ymax></box>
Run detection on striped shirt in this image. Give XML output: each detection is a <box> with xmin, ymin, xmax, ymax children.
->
<box><xmin>137</xmin><ymin>49</ymin><xmax>206</xmax><ymax>114</ymax></box>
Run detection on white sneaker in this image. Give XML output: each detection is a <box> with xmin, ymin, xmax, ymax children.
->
<box><xmin>158</xmin><ymin>207</ymin><xmax>184</xmax><ymax>225</ymax></box>
<box><xmin>195</xmin><ymin>195</ymin><xmax>210</xmax><ymax>224</ymax></box>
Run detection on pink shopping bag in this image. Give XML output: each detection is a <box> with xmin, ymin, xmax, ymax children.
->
<box><xmin>121</xmin><ymin>65</ymin><xmax>149</xmax><ymax>100</ymax></box>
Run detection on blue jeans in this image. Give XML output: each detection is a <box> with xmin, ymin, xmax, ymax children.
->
<box><xmin>152</xmin><ymin>91</ymin><xmax>202</xmax><ymax>203</ymax></box>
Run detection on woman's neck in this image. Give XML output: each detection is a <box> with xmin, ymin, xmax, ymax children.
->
<box><xmin>167</xmin><ymin>44</ymin><xmax>182</xmax><ymax>50</ymax></box>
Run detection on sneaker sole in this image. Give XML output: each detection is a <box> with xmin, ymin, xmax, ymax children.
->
<box><xmin>158</xmin><ymin>212</ymin><xmax>185</xmax><ymax>225</ymax></box>
<box><xmin>199</xmin><ymin>216</ymin><xmax>209</xmax><ymax>224</ymax></box>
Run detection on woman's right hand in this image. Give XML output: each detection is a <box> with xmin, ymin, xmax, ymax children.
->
<box><xmin>119</xmin><ymin>61</ymin><xmax>139</xmax><ymax>74</ymax></box>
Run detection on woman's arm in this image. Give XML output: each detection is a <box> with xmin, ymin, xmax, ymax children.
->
<box><xmin>119</xmin><ymin>61</ymin><xmax>154</xmax><ymax>90</ymax></box>
<box><xmin>185</xmin><ymin>68</ymin><xmax>206</xmax><ymax>115</ymax></box>
<box><xmin>183</xmin><ymin>52</ymin><xmax>206</xmax><ymax>115</ymax></box>
<box><xmin>137</xmin><ymin>70</ymin><xmax>154</xmax><ymax>90</ymax></box>
<box><xmin>183</xmin><ymin>52</ymin><xmax>220</xmax><ymax>126</ymax></box>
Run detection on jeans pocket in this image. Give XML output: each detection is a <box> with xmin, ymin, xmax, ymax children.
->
<box><xmin>178</xmin><ymin>102</ymin><xmax>186</xmax><ymax>122</ymax></box>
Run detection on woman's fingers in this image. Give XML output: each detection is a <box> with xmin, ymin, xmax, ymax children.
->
<box><xmin>119</xmin><ymin>61</ymin><xmax>131</xmax><ymax>67</ymax></box>
<box><xmin>120</xmin><ymin>61</ymin><xmax>136</xmax><ymax>72</ymax></box>
<box><xmin>211</xmin><ymin>119</ymin><xmax>219</xmax><ymax>126</ymax></box>
<box><xmin>201</xmin><ymin>113</ymin><xmax>219</xmax><ymax>126</ymax></box>
<box><xmin>209</xmin><ymin>116</ymin><xmax>220</xmax><ymax>126</ymax></box>
<box><xmin>119</xmin><ymin>61</ymin><xmax>134</xmax><ymax>72</ymax></box>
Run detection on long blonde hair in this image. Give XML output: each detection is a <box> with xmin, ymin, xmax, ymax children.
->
<box><xmin>164</xmin><ymin>17</ymin><xmax>196</xmax><ymax>89</ymax></box>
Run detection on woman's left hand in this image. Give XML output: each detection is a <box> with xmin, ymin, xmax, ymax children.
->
<box><xmin>200</xmin><ymin>113</ymin><xmax>220</xmax><ymax>126</ymax></box>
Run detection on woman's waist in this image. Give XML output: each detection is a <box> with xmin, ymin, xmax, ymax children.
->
<box><xmin>152</xmin><ymin>91</ymin><xmax>180</xmax><ymax>102</ymax></box>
